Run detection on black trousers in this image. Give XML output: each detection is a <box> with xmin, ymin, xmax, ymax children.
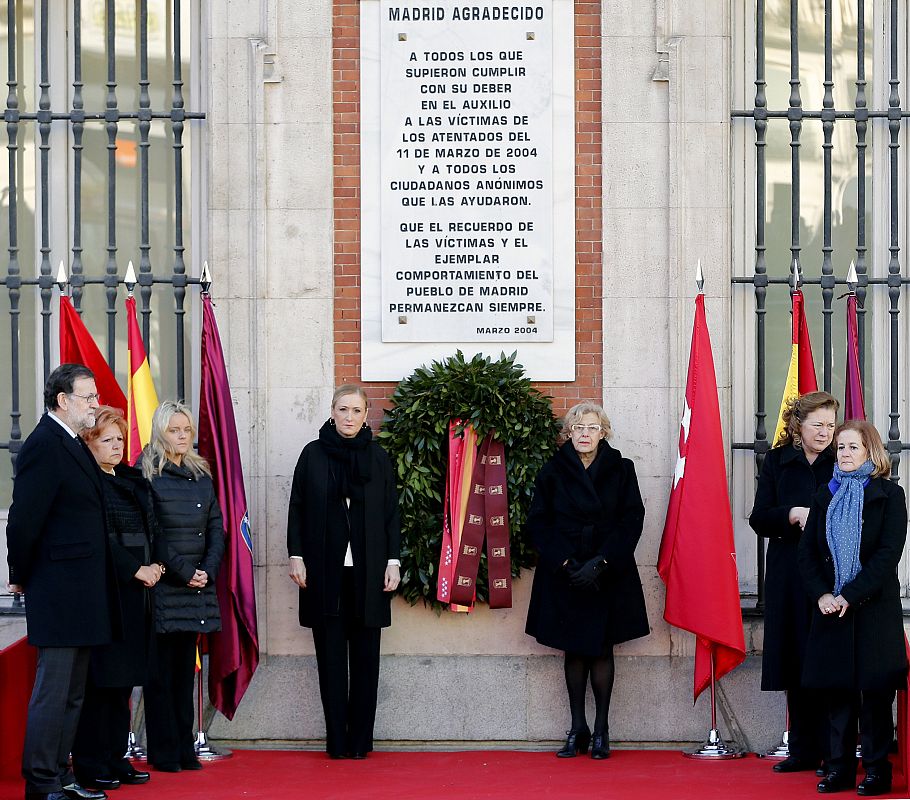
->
<box><xmin>144</xmin><ymin>631</ymin><xmax>198</xmax><ymax>766</ymax></box>
<box><xmin>311</xmin><ymin>569</ymin><xmax>382</xmax><ymax>756</ymax></box>
<box><xmin>827</xmin><ymin>689</ymin><xmax>895</xmax><ymax>777</ymax></box>
<box><xmin>71</xmin><ymin>680</ymin><xmax>133</xmax><ymax>780</ymax></box>
<box><xmin>22</xmin><ymin>645</ymin><xmax>90</xmax><ymax>794</ymax></box>
<box><xmin>787</xmin><ymin>687</ymin><xmax>828</xmax><ymax>762</ymax></box>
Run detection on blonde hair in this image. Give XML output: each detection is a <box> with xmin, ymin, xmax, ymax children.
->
<box><xmin>778</xmin><ymin>391</ymin><xmax>840</xmax><ymax>449</ymax></box>
<box><xmin>561</xmin><ymin>401</ymin><xmax>612</xmax><ymax>440</ymax></box>
<box><xmin>836</xmin><ymin>419</ymin><xmax>891</xmax><ymax>478</ymax></box>
<box><xmin>332</xmin><ymin>384</ymin><xmax>370</xmax><ymax>409</ymax></box>
<box><xmin>141</xmin><ymin>400</ymin><xmax>212</xmax><ymax>481</ymax></box>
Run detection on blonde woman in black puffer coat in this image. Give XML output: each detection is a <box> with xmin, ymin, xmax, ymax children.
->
<box><xmin>140</xmin><ymin>400</ymin><xmax>225</xmax><ymax>773</ymax></box>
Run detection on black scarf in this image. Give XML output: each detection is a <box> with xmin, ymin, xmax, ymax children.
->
<box><xmin>318</xmin><ymin>419</ymin><xmax>373</xmax><ymax>502</ymax></box>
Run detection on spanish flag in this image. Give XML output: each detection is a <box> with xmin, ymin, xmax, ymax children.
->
<box><xmin>126</xmin><ymin>295</ymin><xmax>159</xmax><ymax>464</ymax></box>
<box><xmin>772</xmin><ymin>288</ymin><xmax>817</xmax><ymax>445</ymax></box>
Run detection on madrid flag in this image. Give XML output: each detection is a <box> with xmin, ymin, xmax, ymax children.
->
<box><xmin>125</xmin><ymin>296</ymin><xmax>159</xmax><ymax>464</ymax></box>
<box><xmin>772</xmin><ymin>289</ymin><xmax>817</xmax><ymax>445</ymax></box>
<box><xmin>198</xmin><ymin>293</ymin><xmax>259</xmax><ymax>719</ymax></box>
<box><xmin>658</xmin><ymin>294</ymin><xmax>745</xmax><ymax>700</ymax></box>
<box><xmin>59</xmin><ymin>296</ymin><xmax>127</xmax><ymax>412</ymax></box>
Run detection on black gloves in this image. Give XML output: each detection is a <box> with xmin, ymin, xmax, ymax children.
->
<box><xmin>569</xmin><ymin>556</ymin><xmax>607</xmax><ymax>591</ymax></box>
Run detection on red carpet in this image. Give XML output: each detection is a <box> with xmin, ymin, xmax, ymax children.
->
<box><xmin>0</xmin><ymin>637</ymin><xmax>36</xmax><ymax>782</ymax></box>
<box><xmin>2</xmin><ymin>750</ymin><xmax>908</xmax><ymax>800</ymax></box>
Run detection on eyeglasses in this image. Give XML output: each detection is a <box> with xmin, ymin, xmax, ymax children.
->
<box><xmin>570</xmin><ymin>424</ymin><xmax>602</xmax><ymax>433</ymax></box>
<box><xmin>69</xmin><ymin>392</ymin><xmax>100</xmax><ymax>403</ymax></box>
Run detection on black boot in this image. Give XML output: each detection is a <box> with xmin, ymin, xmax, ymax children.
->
<box><xmin>556</xmin><ymin>728</ymin><xmax>591</xmax><ymax>758</ymax></box>
<box><xmin>590</xmin><ymin>731</ymin><xmax>610</xmax><ymax>760</ymax></box>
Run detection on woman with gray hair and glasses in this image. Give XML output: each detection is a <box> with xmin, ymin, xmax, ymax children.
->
<box><xmin>525</xmin><ymin>401</ymin><xmax>648</xmax><ymax>761</ymax></box>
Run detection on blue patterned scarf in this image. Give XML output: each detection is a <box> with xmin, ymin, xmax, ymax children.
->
<box><xmin>825</xmin><ymin>460</ymin><xmax>875</xmax><ymax>594</ymax></box>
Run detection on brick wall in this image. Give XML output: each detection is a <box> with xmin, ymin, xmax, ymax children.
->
<box><xmin>332</xmin><ymin>0</ymin><xmax>603</xmax><ymax>426</ymax></box>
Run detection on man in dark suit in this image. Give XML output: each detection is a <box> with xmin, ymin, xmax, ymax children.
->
<box><xmin>6</xmin><ymin>364</ymin><xmax>114</xmax><ymax>800</ymax></box>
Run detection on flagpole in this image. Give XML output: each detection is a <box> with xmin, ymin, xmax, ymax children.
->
<box><xmin>194</xmin><ymin>661</ymin><xmax>232</xmax><ymax>760</ymax></box>
<box><xmin>684</xmin><ymin>649</ymin><xmax>745</xmax><ymax>759</ymax></box>
<box><xmin>680</xmin><ymin>262</ymin><xmax>744</xmax><ymax>760</ymax></box>
<box><xmin>193</xmin><ymin>262</ymin><xmax>233</xmax><ymax>761</ymax></box>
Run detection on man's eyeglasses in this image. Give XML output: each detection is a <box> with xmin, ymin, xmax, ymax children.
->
<box><xmin>69</xmin><ymin>392</ymin><xmax>100</xmax><ymax>403</ymax></box>
<box><xmin>570</xmin><ymin>424</ymin><xmax>602</xmax><ymax>433</ymax></box>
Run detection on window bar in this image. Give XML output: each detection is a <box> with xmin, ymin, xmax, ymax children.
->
<box><xmin>138</xmin><ymin>0</ymin><xmax>152</xmax><ymax>347</ymax></box>
<box><xmin>820</xmin><ymin>0</ymin><xmax>835</xmax><ymax>392</ymax></box>
<box><xmin>6</xmin><ymin>0</ymin><xmax>21</xmax><ymax>464</ymax></box>
<box><xmin>854</xmin><ymin>0</ymin><xmax>868</xmax><ymax>379</ymax></box>
<box><xmin>71</xmin><ymin>0</ymin><xmax>85</xmax><ymax>311</ymax></box>
<box><xmin>37</xmin><ymin>0</ymin><xmax>52</xmax><ymax>381</ymax></box>
<box><xmin>104</xmin><ymin>0</ymin><xmax>119</xmax><ymax>367</ymax></box>
<box><xmin>788</xmin><ymin>0</ymin><xmax>803</xmax><ymax>369</ymax></box>
<box><xmin>171</xmin><ymin>0</ymin><xmax>187</xmax><ymax>402</ymax></box>
<box><xmin>887</xmin><ymin>0</ymin><xmax>902</xmax><ymax>477</ymax></box>
<box><xmin>753</xmin><ymin>0</ymin><xmax>769</xmax><ymax>609</ymax></box>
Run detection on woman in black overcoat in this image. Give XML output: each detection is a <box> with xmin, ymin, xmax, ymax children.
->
<box><xmin>525</xmin><ymin>401</ymin><xmax>648</xmax><ymax>761</ymax></box>
<box><xmin>748</xmin><ymin>391</ymin><xmax>838</xmax><ymax>774</ymax></box>
<box><xmin>141</xmin><ymin>400</ymin><xmax>225</xmax><ymax>773</ymax></box>
<box><xmin>799</xmin><ymin>420</ymin><xmax>908</xmax><ymax>796</ymax></box>
<box><xmin>287</xmin><ymin>385</ymin><xmax>401</xmax><ymax>760</ymax></box>
<box><xmin>71</xmin><ymin>406</ymin><xmax>161</xmax><ymax>789</ymax></box>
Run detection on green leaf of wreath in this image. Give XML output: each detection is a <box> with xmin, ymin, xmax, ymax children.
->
<box><xmin>379</xmin><ymin>351</ymin><xmax>559</xmax><ymax>610</ymax></box>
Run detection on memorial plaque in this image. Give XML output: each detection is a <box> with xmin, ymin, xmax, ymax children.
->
<box><xmin>360</xmin><ymin>0</ymin><xmax>576</xmax><ymax>379</ymax></box>
<box><xmin>380</xmin><ymin>1</ymin><xmax>554</xmax><ymax>342</ymax></box>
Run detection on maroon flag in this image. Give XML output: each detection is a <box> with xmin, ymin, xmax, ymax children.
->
<box><xmin>844</xmin><ymin>293</ymin><xmax>866</xmax><ymax>421</ymax></box>
<box><xmin>658</xmin><ymin>293</ymin><xmax>746</xmax><ymax>699</ymax></box>
<box><xmin>198</xmin><ymin>293</ymin><xmax>259</xmax><ymax>720</ymax></box>
<box><xmin>59</xmin><ymin>296</ymin><xmax>127</xmax><ymax>412</ymax></box>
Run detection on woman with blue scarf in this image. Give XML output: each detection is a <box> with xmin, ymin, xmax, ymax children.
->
<box><xmin>799</xmin><ymin>420</ymin><xmax>908</xmax><ymax>796</ymax></box>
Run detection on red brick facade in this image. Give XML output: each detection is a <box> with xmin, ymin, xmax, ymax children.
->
<box><xmin>332</xmin><ymin>0</ymin><xmax>603</xmax><ymax>425</ymax></box>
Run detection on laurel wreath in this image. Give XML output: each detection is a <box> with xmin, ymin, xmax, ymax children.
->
<box><xmin>378</xmin><ymin>351</ymin><xmax>559</xmax><ymax>610</ymax></box>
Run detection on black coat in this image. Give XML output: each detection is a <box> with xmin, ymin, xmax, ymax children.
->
<box><xmin>525</xmin><ymin>440</ymin><xmax>649</xmax><ymax>656</ymax></box>
<box><xmin>6</xmin><ymin>414</ymin><xmax>116</xmax><ymax>647</ymax></box>
<box><xmin>147</xmin><ymin>459</ymin><xmax>225</xmax><ymax>634</ymax></box>
<box><xmin>798</xmin><ymin>476</ymin><xmax>908</xmax><ymax>690</ymax></box>
<box><xmin>90</xmin><ymin>464</ymin><xmax>163</xmax><ymax>687</ymax></box>
<box><xmin>748</xmin><ymin>445</ymin><xmax>835</xmax><ymax>690</ymax></box>
<box><xmin>287</xmin><ymin>440</ymin><xmax>401</xmax><ymax>629</ymax></box>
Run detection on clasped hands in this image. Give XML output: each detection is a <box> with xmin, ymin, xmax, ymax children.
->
<box><xmin>563</xmin><ymin>556</ymin><xmax>608</xmax><ymax>591</ymax></box>
<box><xmin>134</xmin><ymin>563</ymin><xmax>165</xmax><ymax>588</ymax></box>
<box><xmin>818</xmin><ymin>592</ymin><xmax>849</xmax><ymax>618</ymax></box>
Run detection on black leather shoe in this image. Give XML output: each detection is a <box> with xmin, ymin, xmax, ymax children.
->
<box><xmin>180</xmin><ymin>758</ymin><xmax>203</xmax><ymax>771</ymax></box>
<box><xmin>556</xmin><ymin>728</ymin><xmax>591</xmax><ymax>758</ymax></box>
<box><xmin>856</xmin><ymin>775</ymin><xmax>892</xmax><ymax>796</ymax></box>
<box><xmin>349</xmin><ymin>752</ymin><xmax>367</xmax><ymax>760</ymax></box>
<box><xmin>78</xmin><ymin>777</ymin><xmax>120</xmax><ymax>791</ymax></box>
<box><xmin>817</xmin><ymin>765</ymin><xmax>830</xmax><ymax>777</ymax></box>
<box><xmin>590</xmin><ymin>732</ymin><xmax>610</xmax><ymax>760</ymax></box>
<box><xmin>816</xmin><ymin>772</ymin><xmax>853</xmax><ymax>793</ymax></box>
<box><xmin>118</xmin><ymin>769</ymin><xmax>150</xmax><ymax>785</ymax></box>
<box><xmin>26</xmin><ymin>793</ymin><xmax>69</xmax><ymax>800</ymax></box>
<box><xmin>62</xmin><ymin>784</ymin><xmax>108</xmax><ymax>800</ymax></box>
<box><xmin>774</xmin><ymin>756</ymin><xmax>820</xmax><ymax>773</ymax></box>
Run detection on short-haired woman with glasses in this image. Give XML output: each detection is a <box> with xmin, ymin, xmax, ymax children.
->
<box><xmin>525</xmin><ymin>401</ymin><xmax>648</xmax><ymax>760</ymax></box>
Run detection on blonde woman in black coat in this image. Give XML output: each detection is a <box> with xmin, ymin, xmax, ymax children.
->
<box><xmin>287</xmin><ymin>385</ymin><xmax>401</xmax><ymax>760</ymax></box>
<box><xmin>525</xmin><ymin>402</ymin><xmax>648</xmax><ymax>760</ymax></box>
<box><xmin>141</xmin><ymin>400</ymin><xmax>225</xmax><ymax>773</ymax></box>
<box><xmin>799</xmin><ymin>420</ymin><xmax>908</xmax><ymax>796</ymax></box>
<box><xmin>749</xmin><ymin>391</ymin><xmax>838</xmax><ymax>774</ymax></box>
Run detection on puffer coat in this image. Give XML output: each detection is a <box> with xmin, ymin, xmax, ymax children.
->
<box><xmin>147</xmin><ymin>459</ymin><xmax>225</xmax><ymax>634</ymax></box>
